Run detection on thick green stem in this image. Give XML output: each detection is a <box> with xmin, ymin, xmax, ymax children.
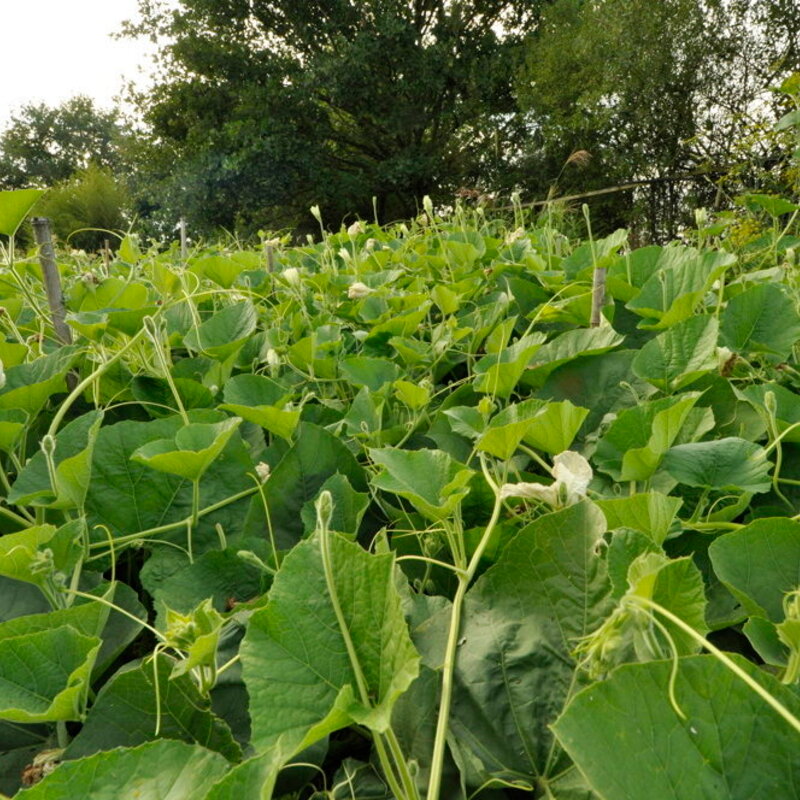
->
<box><xmin>48</xmin><ymin>328</ymin><xmax>148</xmax><ymax>439</ymax></box>
<box><xmin>427</xmin><ymin>461</ymin><xmax>503</xmax><ymax>800</ymax></box>
<box><xmin>86</xmin><ymin>486</ymin><xmax>257</xmax><ymax>556</ymax></box>
<box><xmin>632</xmin><ymin>596</ymin><xmax>800</xmax><ymax>735</ymax></box>
<box><xmin>316</xmin><ymin>492</ymin><xmax>414</xmax><ymax>799</ymax></box>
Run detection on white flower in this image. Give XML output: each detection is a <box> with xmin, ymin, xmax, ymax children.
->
<box><xmin>551</xmin><ymin>451</ymin><xmax>592</xmax><ymax>505</ymax></box>
<box><xmin>0</xmin><ymin>359</ymin><xmax>5</xmax><ymax>391</ymax></box>
<box><xmin>347</xmin><ymin>220</ymin><xmax>365</xmax><ymax>237</ymax></box>
<box><xmin>716</xmin><ymin>346</ymin><xmax>735</xmax><ymax>371</ymax></box>
<box><xmin>282</xmin><ymin>267</ymin><xmax>301</xmax><ymax>286</ymax></box>
<box><xmin>348</xmin><ymin>281</ymin><xmax>372</xmax><ymax>299</ymax></box>
<box><xmin>499</xmin><ymin>450</ymin><xmax>592</xmax><ymax>509</ymax></box>
<box><xmin>500</xmin><ymin>480</ymin><xmax>559</xmax><ymax>505</ymax></box>
<box><xmin>266</xmin><ymin>348</ymin><xmax>280</xmax><ymax>367</ymax></box>
<box><xmin>504</xmin><ymin>227</ymin><xmax>526</xmax><ymax>245</ymax></box>
<box><xmin>338</xmin><ymin>247</ymin><xmax>353</xmax><ymax>262</ymax></box>
<box><xmin>364</xmin><ymin>238</ymin><xmax>379</xmax><ymax>250</ymax></box>
<box><xmin>310</xmin><ymin>205</ymin><xmax>322</xmax><ymax>225</ymax></box>
<box><xmin>255</xmin><ymin>462</ymin><xmax>271</xmax><ymax>483</ymax></box>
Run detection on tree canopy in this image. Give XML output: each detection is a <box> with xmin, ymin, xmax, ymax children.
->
<box><xmin>0</xmin><ymin>97</ymin><xmax>124</xmax><ymax>190</ymax></box>
<box><xmin>124</xmin><ymin>0</ymin><xmax>543</xmax><ymax>233</ymax></box>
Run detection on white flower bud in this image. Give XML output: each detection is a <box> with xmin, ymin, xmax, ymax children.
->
<box><xmin>348</xmin><ymin>282</ymin><xmax>372</xmax><ymax>299</ymax></box>
<box><xmin>282</xmin><ymin>267</ymin><xmax>301</xmax><ymax>286</ymax></box>
<box><xmin>347</xmin><ymin>220</ymin><xmax>365</xmax><ymax>237</ymax></box>
<box><xmin>255</xmin><ymin>462</ymin><xmax>271</xmax><ymax>483</ymax></box>
<box><xmin>266</xmin><ymin>348</ymin><xmax>280</xmax><ymax>367</ymax></box>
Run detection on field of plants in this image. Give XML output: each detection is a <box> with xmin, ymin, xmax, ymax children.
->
<box><xmin>0</xmin><ymin>186</ymin><xmax>799</xmax><ymax>799</ymax></box>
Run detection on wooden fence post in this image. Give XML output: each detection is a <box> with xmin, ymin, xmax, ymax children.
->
<box><xmin>31</xmin><ymin>217</ymin><xmax>72</xmax><ymax>345</ymax></box>
<box><xmin>590</xmin><ymin>266</ymin><xmax>607</xmax><ymax>328</ymax></box>
<box><xmin>180</xmin><ymin>217</ymin><xmax>188</xmax><ymax>260</ymax></box>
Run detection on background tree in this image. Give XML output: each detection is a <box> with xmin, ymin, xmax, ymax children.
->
<box><xmin>35</xmin><ymin>165</ymin><xmax>131</xmax><ymax>252</ymax></box>
<box><xmin>518</xmin><ymin>0</ymin><xmax>800</xmax><ymax>240</ymax></box>
<box><xmin>124</xmin><ymin>0</ymin><xmax>543</xmax><ymax>235</ymax></box>
<box><xmin>0</xmin><ymin>96</ymin><xmax>126</xmax><ymax>190</ymax></box>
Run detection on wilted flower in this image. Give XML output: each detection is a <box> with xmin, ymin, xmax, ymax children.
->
<box><xmin>255</xmin><ymin>462</ymin><xmax>271</xmax><ymax>483</ymax></box>
<box><xmin>499</xmin><ymin>450</ymin><xmax>592</xmax><ymax>508</ymax></box>
<box><xmin>347</xmin><ymin>220</ymin><xmax>365</xmax><ymax>237</ymax></box>
<box><xmin>310</xmin><ymin>205</ymin><xmax>323</xmax><ymax>225</ymax></box>
<box><xmin>338</xmin><ymin>247</ymin><xmax>353</xmax><ymax>263</ymax></box>
<box><xmin>0</xmin><ymin>358</ymin><xmax>5</xmax><ymax>391</ymax></box>
<box><xmin>348</xmin><ymin>281</ymin><xmax>372</xmax><ymax>299</ymax></box>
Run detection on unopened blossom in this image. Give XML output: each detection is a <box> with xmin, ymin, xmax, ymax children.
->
<box><xmin>347</xmin><ymin>220</ymin><xmax>365</xmax><ymax>237</ymax></box>
<box><xmin>504</xmin><ymin>227</ymin><xmax>526</xmax><ymax>245</ymax></box>
<box><xmin>716</xmin><ymin>346</ymin><xmax>735</xmax><ymax>372</ymax></box>
<box><xmin>266</xmin><ymin>349</ymin><xmax>280</xmax><ymax>368</ymax></box>
<box><xmin>255</xmin><ymin>462</ymin><xmax>271</xmax><ymax>483</ymax></box>
<box><xmin>348</xmin><ymin>282</ymin><xmax>372</xmax><ymax>299</ymax></box>
<box><xmin>499</xmin><ymin>450</ymin><xmax>592</xmax><ymax>509</ymax></box>
<box><xmin>282</xmin><ymin>267</ymin><xmax>301</xmax><ymax>286</ymax></box>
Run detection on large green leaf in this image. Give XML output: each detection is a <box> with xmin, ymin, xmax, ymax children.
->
<box><xmin>369</xmin><ymin>447</ymin><xmax>473</xmax><ymax>521</ymax></box>
<box><xmin>539</xmin><ymin>350</ymin><xmax>652</xmax><ymax>436</ymax></box>
<box><xmin>473</xmin><ymin>332</ymin><xmax>546</xmax><ymax>398</ymax></box>
<box><xmin>241</xmin><ymin>534</ymin><xmax>419</xmax><ymax>761</ymax></box>
<box><xmin>627</xmin><ymin>248</ymin><xmax>734</xmax><ymax>328</ymax></box>
<box><xmin>251</xmin><ymin>422</ymin><xmax>367</xmax><ymax>547</ymax></box>
<box><xmin>632</xmin><ymin>315</ymin><xmax>718</xmax><ymax>392</ymax></box>
<box><xmin>594</xmin><ymin>394</ymin><xmax>702</xmax><ymax>482</ymax></box>
<box><xmin>738</xmin><ymin>382</ymin><xmax>800</xmax><ymax>443</ymax></box>
<box><xmin>0</xmin><ymin>626</ymin><xmax>99</xmax><ymax>723</ymax></box>
<box><xmin>721</xmin><ymin>282</ymin><xmax>800</xmax><ymax>361</ymax></box>
<box><xmin>202</xmin><ymin>751</ymin><xmax>282</xmax><ymax>800</ymax></box>
<box><xmin>85</xmin><ymin>412</ymin><xmax>253</xmax><ymax>542</ymax></box>
<box><xmin>65</xmin><ymin>656</ymin><xmax>241</xmax><ymax>761</ymax></box>
<box><xmin>596</xmin><ymin>492</ymin><xmax>682</xmax><ymax>546</ymax></box>
<box><xmin>131</xmin><ymin>417</ymin><xmax>242</xmax><ymax>482</ymax></box>
<box><xmin>340</xmin><ymin>356</ymin><xmax>402</xmax><ymax>391</ymax></box>
<box><xmin>0</xmin><ymin>582</ymin><xmax>145</xmax><ymax>679</ymax></box>
<box><xmin>522</xmin><ymin>326</ymin><xmax>624</xmax><ymax>387</ymax></box>
<box><xmin>183</xmin><ymin>301</ymin><xmax>258</xmax><ymax>360</ymax></box>
<box><xmin>219</xmin><ymin>374</ymin><xmax>297</xmax><ymax>441</ymax></box>
<box><xmin>0</xmin><ymin>189</ymin><xmax>44</xmax><ymax>237</ymax></box>
<box><xmin>9</xmin><ymin>410</ymin><xmax>104</xmax><ymax>509</ymax></box>
<box><xmin>709</xmin><ymin>518</ymin><xmax>800</xmax><ymax>622</ymax></box>
<box><xmin>444</xmin><ymin>501</ymin><xmax>612</xmax><ymax>787</ymax></box>
<box><xmin>553</xmin><ymin>655</ymin><xmax>800</xmax><ymax>800</ymax></box>
<box><xmin>476</xmin><ymin>399</ymin><xmax>543</xmax><ymax>460</ymax></box>
<box><xmin>522</xmin><ymin>399</ymin><xmax>589</xmax><ymax>455</ymax></box>
<box><xmin>0</xmin><ymin>346</ymin><xmax>78</xmax><ymax>416</ymax></box>
<box><xmin>662</xmin><ymin>437</ymin><xmax>771</xmax><ymax>493</ymax></box>
<box><xmin>21</xmin><ymin>740</ymin><xmax>230</xmax><ymax>799</ymax></box>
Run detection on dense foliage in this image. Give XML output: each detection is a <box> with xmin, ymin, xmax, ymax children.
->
<box><xmin>122</xmin><ymin>0</ymin><xmax>541</xmax><ymax>233</ymax></box>
<box><xmin>0</xmin><ymin>98</ymin><xmax>124</xmax><ymax>191</ymax></box>
<box><xmin>0</xmin><ymin>183</ymin><xmax>799</xmax><ymax>797</ymax></box>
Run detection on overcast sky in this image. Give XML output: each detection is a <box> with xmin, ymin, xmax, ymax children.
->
<box><xmin>0</xmin><ymin>0</ymin><xmax>156</xmax><ymax>128</ymax></box>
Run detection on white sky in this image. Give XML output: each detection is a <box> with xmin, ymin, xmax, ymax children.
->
<box><xmin>0</xmin><ymin>0</ymin><xmax>156</xmax><ymax>128</ymax></box>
